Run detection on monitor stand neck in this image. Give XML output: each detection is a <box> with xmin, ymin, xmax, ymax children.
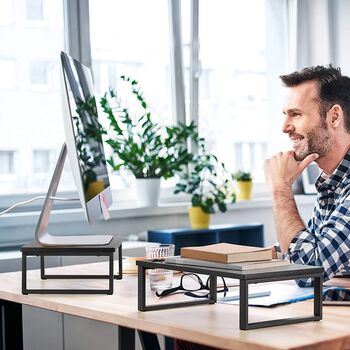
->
<box><xmin>35</xmin><ymin>143</ymin><xmax>113</xmax><ymax>246</ymax></box>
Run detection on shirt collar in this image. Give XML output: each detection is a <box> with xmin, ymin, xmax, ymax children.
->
<box><xmin>315</xmin><ymin>148</ymin><xmax>350</xmax><ymax>191</ymax></box>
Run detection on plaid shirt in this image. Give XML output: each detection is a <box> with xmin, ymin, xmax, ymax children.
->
<box><xmin>289</xmin><ymin>149</ymin><xmax>350</xmax><ymax>287</ymax></box>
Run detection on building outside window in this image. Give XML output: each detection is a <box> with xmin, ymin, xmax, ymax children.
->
<box><xmin>0</xmin><ymin>58</ymin><xmax>16</xmax><ymax>90</ymax></box>
<box><xmin>0</xmin><ymin>0</ymin><xmax>66</xmax><ymax>195</ymax></box>
<box><xmin>29</xmin><ymin>60</ymin><xmax>48</xmax><ymax>86</ymax></box>
<box><xmin>26</xmin><ymin>0</ymin><xmax>44</xmax><ymax>22</ymax></box>
<box><xmin>33</xmin><ymin>149</ymin><xmax>56</xmax><ymax>173</ymax></box>
<box><xmin>0</xmin><ymin>0</ymin><xmax>13</xmax><ymax>26</ymax></box>
<box><xmin>0</xmin><ymin>151</ymin><xmax>15</xmax><ymax>174</ymax></box>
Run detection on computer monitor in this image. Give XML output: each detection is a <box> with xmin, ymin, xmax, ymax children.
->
<box><xmin>34</xmin><ymin>52</ymin><xmax>113</xmax><ymax>246</ymax></box>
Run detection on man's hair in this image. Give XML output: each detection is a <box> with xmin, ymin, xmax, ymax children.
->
<box><xmin>280</xmin><ymin>65</ymin><xmax>350</xmax><ymax>132</ymax></box>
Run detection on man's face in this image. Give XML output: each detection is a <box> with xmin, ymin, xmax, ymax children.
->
<box><xmin>282</xmin><ymin>81</ymin><xmax>332</xmax><ymax>161</ymax></box>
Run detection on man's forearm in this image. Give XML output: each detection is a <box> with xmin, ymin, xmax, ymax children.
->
<box><xmin>272</xmin><ymin>187</ymin><xmax>306</xmax><ymax>252</ymax></box>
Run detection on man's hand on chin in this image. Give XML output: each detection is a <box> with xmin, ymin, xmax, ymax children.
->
<box><xmin>264</xmin><ymin>150</ymin><xmax>319</xmax><ymax>193</ymax></box>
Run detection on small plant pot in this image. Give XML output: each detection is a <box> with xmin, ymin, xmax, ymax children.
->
<box><xmin>188</xmin><ymin>207</ymin><xmax>210</xmax><ymax>229</ymax></box>
<box><xmin>134</xmin><ymin>178</ymin><xmax>161</xmax><ymax>207</ymax></box>
<box><xmin>85</xmin><ymin>180</ymin><xmax>105</xmax><ymax>201</ymax></box>
<box><xmin>236</xmin><ymin>181</ymin><xmax>253</xmax><ymax>201</ymax></box>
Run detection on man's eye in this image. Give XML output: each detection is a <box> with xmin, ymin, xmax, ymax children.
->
<box><xmin>292</xmin><ymin>113</ymin><xmax>301</xmax><ymax>118</ymax></box>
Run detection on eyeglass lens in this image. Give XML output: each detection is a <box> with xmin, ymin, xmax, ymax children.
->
<box><xmin>156</xmin><ymin>273</ymin><xmax>228</xmax><ymax>298</ymax></box>
<box><xmin>181</xmin><ymin>274</ymin><xmax>204</xmax><ymax>291</ymax></box>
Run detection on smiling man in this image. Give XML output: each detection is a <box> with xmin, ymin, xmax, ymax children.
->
<box><xmin>174</xmin><ymin>65</ymin><xmax>350</xmax><ymax>350</ymax></box>
<box><xmin>264</xmin><ymin>65</ymin><xmax>350</xmax><ymax>287</ymax></box>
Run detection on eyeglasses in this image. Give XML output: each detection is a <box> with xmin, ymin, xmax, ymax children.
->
<box><xmin>155</xmin><ymin>273</ymin><xmax>228</xmax><ymax>298</ymax></box>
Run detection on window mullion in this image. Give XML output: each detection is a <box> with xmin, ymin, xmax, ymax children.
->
<box><xmin>189</xmin><ymin>0</ymin><xmax>199</xmax><ymax>154</ymax></box>
<box><xmin>190</xmin><ymin>0</ymin><xmax>199</xmax><ymax>125</ymax></box>
<box><xmin>63</xmin><ymin>0</ymin><xmax>92</xmax><ymax>68</ymax></box>
<box><xmin>168</xmin><ymin>0</ymin><xmax>186</xmax><ymax>125</ymax></box>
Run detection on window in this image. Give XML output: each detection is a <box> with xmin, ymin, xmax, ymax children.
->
<box><xmin>33</xmin><ymin>149</ymin><xmax>56</xmax><ymax>173</ymax></box>
<box><xmin>89</xmin><ymin>0</ymin><xmax>172</xmax><ymax>125</ymax></box>
<box><xmin>193</xmin><ymin>0</ymin><xmax>269</xmax><ymax>182</ymax></box>
<box><xmin>30</xmin><ymin>61</ymin><xmax>48</xmax><ymax>85</ymax></box>
<box><xmin>0</xmin><ymin>58</ymin><xmax>16</xmax><ymax>89</ymax></box>
<box><xmin>0</xmin><ymin>0</ymin><xmax>13</xmax><ymax>26</ymax></box>
<box><xmin>0</xmin><ymin>0</ymin><xmax>68</xmax><ymax>195</ymax></box>
<box><xmin>89</xmin><ymin>0</ymin><xmax>173</xmax><ymax>192</ymax></box>
<box><xmin>0</xmin><ymin>151</ymin><xmax>15</xmax><ymax>174</ymax></box>
<box><xmin>26</xmin><ymin>0</ymin><xmax>44</xmax><ymax>21</ymax></box>
<box><xmin>29</xmin><ymin>60</ymin><xmax>57</xmax><ymax>90</ymax></box>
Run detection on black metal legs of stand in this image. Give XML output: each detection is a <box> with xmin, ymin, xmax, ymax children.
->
<box><xmin>21</xmin><ymin>242</ymin><xmax>123</xmax><ymax>295</ymax></box>
<box><xmin>239</xmin><ymin>280</ymin><xmax>248</xmax><ymax>330</ymax></box>
<box><xmin>0</xmin><ymin>300</ymin><xmax>23</xmax><ymax>350</ymax></box>
<box><xmin>239</xmin><ymin>276</ymin><xmax>323</xmax><ymax>330</ymax></box>
<box><xmin>22</xmin><ymin>251</ymin><xmax>114</xmax><ymax>294</ymax></box>
<box><xmin>314</xmin><ymin>276</ymin><xmax>323</xmax><ymax>319</ymax></box>
<box><xmin>117</xmin><ymin>243</ymin><xmax>123</xmax><ymax>280</ymax></box>
<box><xmin>40</xmin><ymin>244</ymin><xmax>123</xmax><ymax>281</ymax></box>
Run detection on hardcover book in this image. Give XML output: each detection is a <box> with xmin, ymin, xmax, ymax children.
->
<box><xmin>165</xmin><ymin>256</ymin><xmax>289</xmax><ymax>271</ymax></box>
<box><xmin>180</xmin><ymin>243</ymin><xmax>272</xmax><ymax>263</ymax></box>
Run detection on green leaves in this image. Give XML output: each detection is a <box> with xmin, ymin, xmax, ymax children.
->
<box><xmin>100</xmin><ymin>75</ymin><xmax>237</xmax><ymax>213</ymax></box>
<box><xmin>174</xmin><ymin>139</ymin><xmax>236</xmax><ymax>214</ymax></box>
<box><xmin>100</xmin><ymin>76</ymin><xmax>198</xmax><ymax>179</ymax></box>
<box><xmin>232</xmin><ymin>170</ymin><xmax>253</xmax><ymax>181</ymax></box>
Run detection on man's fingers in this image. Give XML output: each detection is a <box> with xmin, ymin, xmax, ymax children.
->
<box><xmin>299</xmin><ymin>153</ymin><xmax>319</xmax><ymax>172</ymax></box>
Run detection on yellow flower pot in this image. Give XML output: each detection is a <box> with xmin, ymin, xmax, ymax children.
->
<box><xmin>188</xmin><ymin>207</ymin><xmax>210</xmax><ymax>229</ymax></box>
<box><xmin>85</xmin><ymin>180</ymin><xmax>105</xmax><ymax>201</ymax></box>
<box><xmin>236</xmin><ymin>181</ymin><xmax>253</xmax><ymax>201</ymax></box>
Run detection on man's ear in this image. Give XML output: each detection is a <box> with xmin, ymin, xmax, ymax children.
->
<box><xmin>328</xmin><ymin>104</ymin><xmax>343</xmax><ymax>128</ymax></box>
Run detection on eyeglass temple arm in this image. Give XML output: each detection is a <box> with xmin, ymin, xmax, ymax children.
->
<box><xmin>156</xmin><ymin>286</ymin><xmax>182</xmax><ymax>297</ymax></box>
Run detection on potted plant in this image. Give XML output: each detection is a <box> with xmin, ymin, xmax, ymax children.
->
<box><xmin>232</xmin><ymin>170</ymin><xmax>253</xmax><ymax>201</ymax></box>
<box><xmin>100</xmin><ymin>76</ymin><xmax>198</xmax><ymax>206</ymax></box>
<box><xmin>174</xmin><ymin>141</ymin><xmax>236</xmax><ymax>229</ymax></box>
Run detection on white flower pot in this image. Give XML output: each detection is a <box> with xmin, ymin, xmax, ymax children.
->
<box><xmin>134</xmin><ymin>178</ymin><xmax>161</xmax><ymax>207</ymax></box>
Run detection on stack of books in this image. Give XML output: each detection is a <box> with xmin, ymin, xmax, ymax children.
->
<box><xmin>165</xmin><ymin>243</ymin><xmax>290</xmax><ymax>271</ymax></box>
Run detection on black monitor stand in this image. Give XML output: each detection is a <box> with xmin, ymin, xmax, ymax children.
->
<box><xmin>21</xmin><ymin>143</ymin><xmax>123</xmax><ymax>294</ymax></box>
<box><xmin>21</xmin><ymin>239</ymin><xmax>123</xmax><ymax>294</ymax></box>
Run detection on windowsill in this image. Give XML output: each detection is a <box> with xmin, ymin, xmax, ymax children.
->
<box><xmin>110</xmin><ymin>194</ymin><xmax>317</xmax><ymax>218</ymax></box>
<box><xmin>0</xmin><ymin>194</ymin><xmax>317</xmax><ymax>227</ymax></box>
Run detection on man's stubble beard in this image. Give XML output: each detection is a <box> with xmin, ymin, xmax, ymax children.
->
<box><xmin>294</xmin><ymin>120</ymin><xmax>332</xmax><ymax>162</ymax></box>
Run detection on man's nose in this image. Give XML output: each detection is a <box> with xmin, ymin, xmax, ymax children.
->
<box><xmin>282</xmin><ymin>118</ymin><xmax>294</xmax><ymax>134</ymax></box>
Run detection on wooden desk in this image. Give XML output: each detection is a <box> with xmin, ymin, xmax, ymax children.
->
<box><xmin>1</xmin><ymin>262</ymin><xmax>350</xmax><ymax>350</ymax></box>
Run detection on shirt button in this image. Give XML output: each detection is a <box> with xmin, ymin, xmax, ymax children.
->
<box><xmin>331</xmin><ymin>186</ymin><xmax>335</xmax><ymax>191</ymax></box>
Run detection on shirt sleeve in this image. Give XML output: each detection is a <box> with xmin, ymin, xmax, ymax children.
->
<box><xmin>289</xmin><ymin>200</ymin><xmax>350</xmax><ymax>287</ymax></box>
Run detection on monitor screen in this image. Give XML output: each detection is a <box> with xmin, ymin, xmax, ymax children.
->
<box><xmin>60</xmin><ymin>51</ymin><xmax>112</xmax><ymax>224</ymax></box>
